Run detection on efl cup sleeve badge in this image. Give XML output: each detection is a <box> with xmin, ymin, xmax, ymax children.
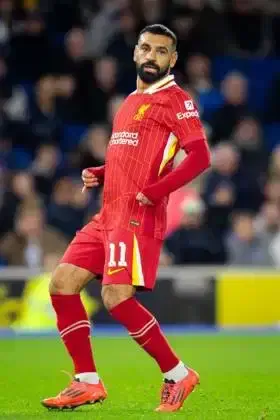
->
<box><xmin>176</xmin><ymin>100</ymin><xmax>199</xmax><ymax>119</ymax></box>
<box><xmin>184</xmin><ymin>100</ymin><xmax>194</xmax><ymax>111</ymax></box>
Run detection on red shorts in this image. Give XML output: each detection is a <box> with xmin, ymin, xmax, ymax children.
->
<box><xmin>61</xmin><ymin>221</ymin><xmax>163</xmax><ymax>290</ymax></box>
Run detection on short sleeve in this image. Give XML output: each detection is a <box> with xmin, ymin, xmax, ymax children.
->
<box><xmin>165</xmin><ymin>89</ymin><xmax>206</xmax><ymax>149</ymax></box>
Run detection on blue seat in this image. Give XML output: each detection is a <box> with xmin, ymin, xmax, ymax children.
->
<box><xmin>7</xmin><ymin>147</ymin><xmax>32</xmax><ymax>170</ymax></box>
<box><xmin>19</xmin><ymin>82</ymin><xmax>34</xmax><ymax>101</ymax></box>
<box><xmin>0</xmin><ymin>256</ymin><xmax>7</xmax><ymax>267</ymax></box>
<box><xmin>212</xmin><ymin>57</ymin><xmax>280</xmax><ymax>112</ymax></box>
<box><xmin>263</xmin><ymin>123</ymin><xmax>280</xmax><ymax>151</ymax></box>
<box><xmin>198</xmin><ymin>89</ymin><xmax>224</xmax><ymax>121</ymax></box>
<box><xmin>61</xmin><ymin>124</ymin><xmax>88</xmax><ymax>151</ymax></box>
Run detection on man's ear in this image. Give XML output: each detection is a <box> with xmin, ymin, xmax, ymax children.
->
<box><xmin>170</xmin><ymin>50</ymin><xmax>178</xmax><ymax>69</ymax></box>
<box><xmin>133</xmin><ymin>45</ymin><xmax>138</xmax><ymax>63</ymax></box>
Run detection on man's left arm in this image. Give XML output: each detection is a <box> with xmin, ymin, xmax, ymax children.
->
<box><xmin>141</xmin><ymin>91</ymin><xmax>211</xmax><ymax>203</ymax></box>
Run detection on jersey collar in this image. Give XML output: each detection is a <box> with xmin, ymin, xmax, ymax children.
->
<box><xmin>131</xmin><ymin>74</ymin><xmax>176</xmax><ymax>95</ymax></box>
<box><xmin>144</xmin><ymin>74</ymin><xmax>175</xmax><ymax>94</ymax></box>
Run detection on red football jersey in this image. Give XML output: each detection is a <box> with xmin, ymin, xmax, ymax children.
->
<box><xmin>94</xmin><ymin>74</ymin><xmax>206</xmax><ymax>239</ymax></box>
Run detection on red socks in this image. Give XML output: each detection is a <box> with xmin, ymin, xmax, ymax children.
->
<box><xmin>51</xmin><ymin>294</ymin><xmax>96</xmax><ymax>374</ymax></box>
<box><xmin>110</xmin><ymin>297</ymin><xmax>179</xmax><ymax>373</ymax></box>
<box><xmin>51</xmin><ymin>294</ymin><xmax>179</xmax><ymax>375</ymax></box>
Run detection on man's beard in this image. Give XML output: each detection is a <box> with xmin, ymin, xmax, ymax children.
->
<box><xmin>137</xmin><ymin>61</ymin><xmax>170</xmax><ymax>84</ymax></box>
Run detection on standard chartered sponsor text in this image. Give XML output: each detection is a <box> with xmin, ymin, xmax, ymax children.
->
<box><xmin>109</xmin><ymin>131</ymin><xmax>139</xmax><ymax>146</ymax></box>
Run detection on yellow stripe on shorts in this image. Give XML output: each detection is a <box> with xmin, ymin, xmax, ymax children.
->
<box><xmin>132</xmin><ymin>234</ymin><xmax>145</xmax><ymax>287</ymax></box>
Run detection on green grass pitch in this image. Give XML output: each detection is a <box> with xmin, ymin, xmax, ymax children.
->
<box><xmin>0</xmin><ymin>333</ymin><xmax>279</xmax><ymax>419</ymax></box>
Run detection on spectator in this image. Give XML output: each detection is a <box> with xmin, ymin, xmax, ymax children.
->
<box><xmin>71</xmin><ymin>124</ymin><xmax>108</xmax><ymax>171</ymax></box>
<box><xmin>264</xmin><ymin>72</ymin><xmax>280</xmax><ymax>123</ymax></box>
<box><xmin>231</xmin><ymin>117</ymin><xmax>268</xmax><ymax>174</ymax></box>
<box><xmin>107</xmin><ymin>95</ymin><xmax>125</xmax><ymax>126</ymax></box>
<box><xmin>133</xmin><ymin>0</ymin><xmax>168</xmax><ymax>35</ymax></box>
<box><xmin>0</xmin><ymin>102</ymin><xmax>13</xmax><ymax>157</ymax></box>
<box><xmin>184</xmin><ymin>54</ymin><xmax>223</xmax><ymax>121</ymax></box>
<box><xmin>31</xmin><ymin>144</ymin><xmax>62</xmax><ymax>198</ymax></box>
<box><xmin>264</xmin><ymin>177</ymin><xmax>280</xmax><ymax>206</ymax></box>
<box><xmin>164</xmin><ymin>197</ymin><xmax>226</xmax><ymax>265</ymax></box>
<box><xmin>106</xmin><ymin>8</ymin><xmax>137</xmax><ymax>63</ymax></box>
<box><xmin>54</xmin><ymin>28</ymin><xmax>92</xmax><ymax>123</ymax></box>
<box><xmin>47</xmin><ymin>176</ymin><xmax>89</xmax><ymax>239</ymax></box>
<box><xmin>225</xmin><ymin>0</ymin><xmax>269</xmax><ymax>56</ymax></box>
<box><xmin>226</xmin><ymin>211</ymin><xmax>273</xmax><ymax>266</ymax></box>
<box><xmin>94</xmin><ymin>56</ymin><xmax>118</xmax><ymax>93</ymax></box>
<box><xmin>106</xmin><ymin>8</ymin><xmax>137</xmax><ymax>93</ymax></box>
<box><xmin>47</xmin><ymin>0</ymin><xmax>82</xmax><ymax>35</ymax></box>
<box><xmin>0</xmin><ymin>134</ymin><xmax>12</xmax><ymax>172</ymax></box>
<box><xmin>84</xmin><ymin>0</ymin><xmax>127</xmax><ymax>57</ymax></box>
<box><xmin>272</xmin><ymin>6</ymin><xmax>280</xmax><ymax>56</ymax></box>
<box><xmin>170</xmin><ymin>12</ymin><xmax>195</xmax><ymax>72</ymax></box>
<box><xmin>0</xmin><ymin>206</ymin><xmax>68</xmax><ymax>267</ymax></box>
<box><xmin>10</xmin><ymin>10</ymin><xmax>52</xmax><ymax>82</ymax></box>
<box><xmin>1</xmin><ymin>0</ymin><xmax>280</xmax><ymax>268</ymax></box>
<box><xmin>210</xmin><ymin>71</ymin><xmax>250</xmax><ymax>145</ymax></box>
<box><xmin>55</xmin><ymin>75</ymin><xmax>77</xmax><ymax>122</ymax></box>
<box><xmin>0</xmin><ymin>56</ymin><xmax>29</xmax><ymax>123</ymax></box>
<box><xmin>254</xmin><ymin>201</ymin><xmax>280</xmax><ymax>240</ymax></box>
<box><xmin>230</xmin><ymin>117</ymin><xmax>267</xmax><ymax>207</ymax></box>
<box><xmin>64</xmin><ymin>28</ymin><xmax>86</xmax><ymax>62</ymax></box>
<box><xmin>85</xmin><ymin>56</ymin><xmax>118</xmax><ymax>123</ymax></box>
<box><xmin>202</xmin><ymin>143</ymin><xmax>238</xmax><ymax>235</ymax></box>
<box><xmin>268</xmin><ymin>145</ymin><xmax>280</xmax><ymax>179</ymax></box>
<box><xmin>254</xmin><ymin>201</ymin><xmax>280</xmax><ymax>267</ymax></box>
<box><xmin>0</xmin><ymin>172</ymin><xmax>39</xmax><ymax>238</ymax></box>
<box><xmin>28</xmin><ymin>76</ymin><xmax>62</xmax><ymax>150</ymax></box>
<box><xmin>185</xmin><ymin>54</ymin><xmax>212</xmax><ymax>92</ymax></box>
<box><xmin>0</xmin><ymin>0</ymin><xmax>14</xmax><ymax>56</ymax></box>
<box><xmin>67</xmin><ymin>124</ymin><xmax>108</xmax><ymax>211</ymax></box>
<box><xmin>268</xmin><ymin>201</ymin><xmax>280</xmax><ymax>266</ymax></box>
<box><xmin>170</xmin><ymin>0</ymin><xmax>228</xmax><ymax>68</ymax></box>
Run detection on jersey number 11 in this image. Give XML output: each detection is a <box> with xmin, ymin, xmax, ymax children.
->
<box><xmin>108</xmin><ymin>242</ymin><xmax>127</xmax><ymax>267</ymax></box>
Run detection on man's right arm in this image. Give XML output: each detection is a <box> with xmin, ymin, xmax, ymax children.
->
<box><xmin>87</xmin><ymin>165</ymin><xmax>105</xmax><ymax>181</ymax></box>
<box><xmin>82</xmin><ymin>165</ymin><xmax>105</xmax><ymax>190</ymax></box>
<box><xmin>141</xmin><ymin>90</ymin><xmax>210</xmax><ymax>203</ymax></box>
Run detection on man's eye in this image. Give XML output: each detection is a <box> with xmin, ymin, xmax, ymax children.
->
<box><xmin>141</xmin><ymin>46</ymin><xmax>148</xmax><ymax>51</ymax></box>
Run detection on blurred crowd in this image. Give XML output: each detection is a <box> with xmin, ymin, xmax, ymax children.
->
<box><xmin>2</xmin><ymin>0</ymin><xmax>280</xmax><ymax>269</ymax></box>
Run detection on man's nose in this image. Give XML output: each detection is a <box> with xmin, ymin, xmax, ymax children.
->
<box><xmin>145</xmin><ymin>49</ymin><xmax>156</xmax><ymax>61</ymax></box>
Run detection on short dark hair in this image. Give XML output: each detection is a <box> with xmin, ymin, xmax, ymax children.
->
<box><xmin>138</xmin><ymin>24</ymin><xmax>177</xmax><ymax>49</ymax></box>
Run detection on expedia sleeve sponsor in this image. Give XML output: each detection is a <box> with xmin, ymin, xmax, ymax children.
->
<box><xmin>176</xmin><ymin>110</ymin><xmax>199</xmax><ymax>120</ymax></box>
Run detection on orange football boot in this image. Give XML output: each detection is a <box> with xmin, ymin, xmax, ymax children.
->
<box><xmin>41</xmin><ymin>378</ymin><xmax>107</xmax><ymax>410</ymax></box>
<box><xmin>155</xmin><ymin>368</ymin><xmax>200</xmax><ymax>412</ymax></box>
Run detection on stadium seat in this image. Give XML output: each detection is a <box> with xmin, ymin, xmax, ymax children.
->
<box><xmin>7</xmin><ymin>147</ymin><xmax>33</xmax><ymax>170</ymax></box>
<box><xmin>61</xmin><ymin>124</ymin><xmax>88</xmax><ymax>151</ymax></box>
<box><xmin>263</xmin><ymin>123</ymin><xmax>280</xmax><ymax>151</ymax></box>
<box><xmin>198</xmin><ymin>89</ymin><xmax>224</xmax><ymax>121</ymax></box>
<box><xmin>212</xmin><ymin>57</ymin><xmax>280</xmax><ymax>112</ymax></box>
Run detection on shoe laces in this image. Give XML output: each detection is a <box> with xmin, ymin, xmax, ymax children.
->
<box><xmin>61</xmin><ymin>370</ymin><xmax>73</xmax><ymax>382</ymax></box>
<box><xmin>60</xmin><ymin>370</ymin><xmax>75</xmax><ymax>396</ymax></box>
<box><xmin>161</xmin><ymin>381</ymin><xmax>175</xmax><ymax>403</ymax></box>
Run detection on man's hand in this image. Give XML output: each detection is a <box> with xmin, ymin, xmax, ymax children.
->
<box><xmin>136</xmin><ymin>192</ymin><xmax>154</xmax><ymax>206</ymax></box>
<box><xmin>82</xmin><ymin>168</ymin><xmax>100</xmax><ymax>192</ymax></box>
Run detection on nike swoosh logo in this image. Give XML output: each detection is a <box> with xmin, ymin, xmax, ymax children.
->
<box><xmin>107</xmin><ymin>268</ymin><xmax>125</xmax><ymax>275</ymax></box>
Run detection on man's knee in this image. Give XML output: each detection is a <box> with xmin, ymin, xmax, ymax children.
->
<box><xmin>101</xmin><ymin>284</ymin><xmax>135</xmax><ymax>311</ymax></box>
<box><xmin>49</xmin><ymin>263</ymin><xmax>93</xmax><ymax>295</ymax></box>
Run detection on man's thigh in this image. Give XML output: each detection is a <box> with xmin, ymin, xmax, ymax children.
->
<box><xmin>102</xmin><ymin>229</ymin><xmax>162</xmax><ymax>291</ymax></box>
<box><xmin>61</xmin><ymin>222</ymin><xmax>105</xmax><ymax>275</ymax></box>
